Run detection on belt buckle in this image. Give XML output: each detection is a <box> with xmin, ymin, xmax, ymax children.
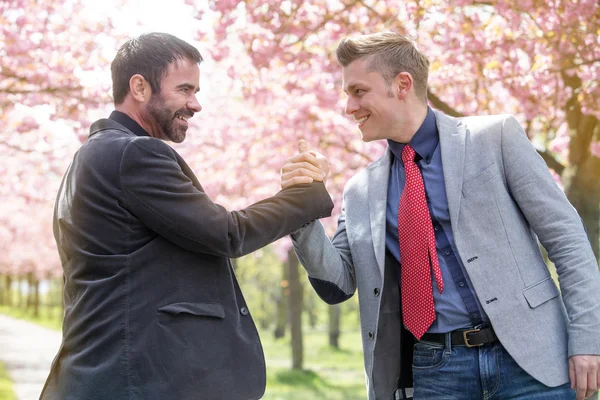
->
<box><xmin>462</xmin><ymin>328</ymin><xmax>482</xmax><ymax>347</ymax></box>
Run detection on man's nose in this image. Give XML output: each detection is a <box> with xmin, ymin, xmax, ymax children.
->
<box><xmin>188</xmin><ymin>95</ymin><xmax>202</xmax><ymax>113</ymax></box>
<box><xmin>345</xmin><ymin>97</ymin><xmax>358</xmax><ymax>115</ymax></box>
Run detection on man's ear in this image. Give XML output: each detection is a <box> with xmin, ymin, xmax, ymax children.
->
<box><xmin>129</xmin><ymin>74</ymin><xmax>151</xmax><ymax>103</ymax></box>
<box><xmin>394</xmin><ymin>72</ymin><xmax>413</xmax><ymax>99</ymax></box>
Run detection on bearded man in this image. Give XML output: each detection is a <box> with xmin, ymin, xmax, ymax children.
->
<box><xmin>41</xmin><ymin>32</ymin><xmax>332</xmax><ymax>400</ymax></box>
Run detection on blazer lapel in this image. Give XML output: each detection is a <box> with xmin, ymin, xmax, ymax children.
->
<box><xmin>436</xmin><ymin>110</ymin><xmax>466</xmax><ymax>227</ymax></box>
<box><xmin>367</xmin><ymin>148</ymin><xmax>392</xmax><ymax>278</ymax></box>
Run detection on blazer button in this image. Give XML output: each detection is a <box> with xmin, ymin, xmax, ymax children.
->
<box><xmin>373</xmin><ymin>288</ymin><xmax>380</xmax><ymax>297</ymax></box>
<box><xmin>240</xmin><ymin>307</ymin><xmax>248</xmax><ymax>316</ymax></box>
<box><xmin>368</xmin><ymin>331</ymin><xmax>374</xmax><ymax>340</ymax></box>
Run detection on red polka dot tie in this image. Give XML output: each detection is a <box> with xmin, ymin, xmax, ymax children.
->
<box><xmin>397</xmin><ymin>145</ymin><xmax>444</xmax><ymax>340</ymax></box>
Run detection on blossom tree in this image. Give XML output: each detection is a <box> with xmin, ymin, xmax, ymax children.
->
<box><xmin>191</xmin><ymin>0</ymin><xmax>600</xmax><ymax>260</ymax></box>
<box><xmin>0</xmin><ymin>0</ymin><xmax>117</xmax><ymax>136</ymax></box>
<box><xmin>0</xmin><ymin>0</ymin><xmax>119</xmax><ymax>289</ymax></box>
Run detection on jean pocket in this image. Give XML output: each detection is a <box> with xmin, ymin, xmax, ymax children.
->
<box><xmin>412</xmin><ymin>341</ymin><xmax>447</xmax><ymax>369</ymax></box>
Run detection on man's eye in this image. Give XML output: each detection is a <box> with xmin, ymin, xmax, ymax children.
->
<box><xmin>356</xmin><ymin>89</ymin><xmax>364</xmax><ymax>95</ymax></box>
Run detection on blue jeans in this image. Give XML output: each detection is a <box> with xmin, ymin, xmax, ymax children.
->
<box><xmin>412</xmin><ymin>335</ymin><xmax>576</xmax><ymax>399</ymax></box>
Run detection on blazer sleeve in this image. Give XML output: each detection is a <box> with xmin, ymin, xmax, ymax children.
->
<box><xmin>500</xmin><ymin>116</ymin><xmax>600</xmax><ymax>356</ymax></box>
<box><xmin>291</xmin><ymin>196</ymin><xmax>357</xmax><ymax>304</ymax></box>
<box><xmin>119</xmin><ymin>137</ymin><xmax>334</xmax><ymax>258</ymax></box>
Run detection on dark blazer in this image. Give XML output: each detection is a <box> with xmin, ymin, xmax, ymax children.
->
<box><xmin>40</xmin><ymin>118</ymin><xmax>333</xmax><ymax>400</ymax></box>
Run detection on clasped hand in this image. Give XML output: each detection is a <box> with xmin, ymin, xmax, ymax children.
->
<box><xmin>281</xmin><ymin>139</ymin><xmax>330</xmax><ymax>189</ymax></box>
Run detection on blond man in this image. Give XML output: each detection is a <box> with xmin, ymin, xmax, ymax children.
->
<box><xmin>282</xmin><ymin>32</ymin><xmax>600</xmax><ymax>400</ymax></box>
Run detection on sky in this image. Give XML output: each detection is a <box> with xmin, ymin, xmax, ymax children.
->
<box><xmin>84</xmin><ymin>0</ymin><xmax>203</xmax><ymax>39</ymax></box>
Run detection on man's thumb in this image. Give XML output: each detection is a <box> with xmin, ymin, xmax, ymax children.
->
<box><xmin>298</xmin><ymin>139</ymin><xmax>310</xmax><ymax>153</ymax></box>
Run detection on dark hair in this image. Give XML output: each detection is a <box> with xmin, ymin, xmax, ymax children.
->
<box><xmin>337</xmin><ymin>32</ymin><xmax>430</xmax><ymax>103</ymax></box>
<box><xmin>111</xmin><ymin>32</ymin><xmax>203</xmax><ymax>104</ymax></box>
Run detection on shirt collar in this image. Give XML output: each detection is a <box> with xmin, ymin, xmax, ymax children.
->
<box><xmin>108</xmin><ymin>111</ymin><xmax>151</xmax><ymax>137</ymax></box>
<box><xmin>388</xmin><ymin>107</ymin><xmax>438</xmax><ymax>164</ymax></box>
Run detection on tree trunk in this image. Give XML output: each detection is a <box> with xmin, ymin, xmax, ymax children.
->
<box><xmin>563</xmin><ymin>159</ymin><xmax>600</xmax><ymax>264</ymax></box>
<box><xmin>33</xmin><ymin>278</ymin><xmax>40</xmax><ymax>318</ymax></box>
<box><xmin>6</xmin><ymin>275</ymin><xmax>12</xmax><ymax>306</ymax></box>
<box><xmin>18</xmin><ymin>277</ymin><xmax>25</xmax><ymax>308</ymax></box>
<box><xmin>328</xmin><ymin>304</ymin><xmax>341</xmax><ymax>348</ymax></box>
<box><xmin>274</xmin><ymin>260</ymin><xmax>288</xmax><ymax>339</ymax></box>
<box><xmin>562</xmin><ymin>119</ymin><xmax>600</xmax><ymax>264</ymax></box>
<box><xmin>26</xmin><ymin>272</ymin><xmax>39</xmax><ymax>314</ymax></box>
<box><xmin>27</xmin><ymin>272</ymin><xmax>35</xmax><ymax>310</ymax></box>
<box><xmin>305</xmin><ymin>292</ymin><xmax>317</xmax><ymax>329</ymax></box>
<box><xmin>560</xmin><ymin>74</ymin><xmax>600</xmax><ymax>265</ymax></box>
<box><xmin>287</xmin><ymin>249</ymin><xmax>304</xmax><ymax>370</ymax></box>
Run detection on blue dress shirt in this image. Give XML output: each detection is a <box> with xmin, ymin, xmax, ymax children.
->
<box><xmin>385</xmin><ymin>108</ymin><xmax>489</xmax><ymax>333</ymax></box>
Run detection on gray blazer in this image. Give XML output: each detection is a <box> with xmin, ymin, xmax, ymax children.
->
<box><xmin>291</xmin><ymin>110</ymin><xmax>600</xmax><ymax>400</ymax></box>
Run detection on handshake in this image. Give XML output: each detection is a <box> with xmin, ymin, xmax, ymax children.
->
<box><xmin>280</xmin><ymin>139</ymin><xmax>330</xmax><ymax>190</ymax></box>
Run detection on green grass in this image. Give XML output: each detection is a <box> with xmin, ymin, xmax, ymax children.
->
<box><xmin>0</xmin><ymin>305</ymin><xmax>62</xmax><ymax>331</ymax></box>
<box><xmin>4</xmin><ymin>305</ymin><xmax>598</xmax><ymax>399</ymax></box>
<box><xmin>0</xmin><ymin>306</ymin><xmax>367</xmax><ymax>399</ymax></box>
<box><xmin>261</xmin><ymin>329</ymin><xmax>366</xmax><ymax>399</ymax></box>
<box><xmin>0</xmin><ymin>361</ymin><xmax>16</xmax><ymax>400</ymax></box>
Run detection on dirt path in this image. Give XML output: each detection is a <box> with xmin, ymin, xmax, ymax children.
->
<box><xmin>0</xmin><ymin>314</ymin><xmax>61</xmax><ymax>400</ymax></box>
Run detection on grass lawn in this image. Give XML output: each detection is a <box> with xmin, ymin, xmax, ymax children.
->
<box><xmin>0</xmin><ymin>305</ymin><xmax>62</xmax><ymax>331</ymax></box>
<box><xmin>0</xmin><ymin>305</ymin><xmax>367</xmax><ymax>399</ymax></box>
<box><xmin>3</xmin><ymin>306</ymin><xmax>598</xmax><ymax>399</ymax></box>
<box><xmin>0</xmin><ymin>361</ymin><xmax>16</xmax><ymax>400</ymax></box>
<box><xmin>261</xmin><ymin>329</ymin><xmax>366</xmax><ymax>399</ymax></box>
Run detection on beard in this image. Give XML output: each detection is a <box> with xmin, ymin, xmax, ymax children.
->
<box><xmin>146</xmin><ymin>93</ymin><xmax>193</xmax><ymax>143</ymax></box>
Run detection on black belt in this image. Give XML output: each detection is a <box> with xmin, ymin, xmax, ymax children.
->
<box><xmin>420</xmin><ymin>326</ymin><xmax>498</xmax><ymax>347</ymax></box>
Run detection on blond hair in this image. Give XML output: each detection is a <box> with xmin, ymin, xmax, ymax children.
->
<box><xmin>336</xmin><ymin>32</ymin><xmax>430</xmax><ymax>102</ymax></box>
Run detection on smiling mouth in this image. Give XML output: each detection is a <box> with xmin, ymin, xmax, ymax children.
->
<box><xmin>356</xmin><ymin>115</ymin><xmax>369</xmax><ymax>127</ymax></box>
